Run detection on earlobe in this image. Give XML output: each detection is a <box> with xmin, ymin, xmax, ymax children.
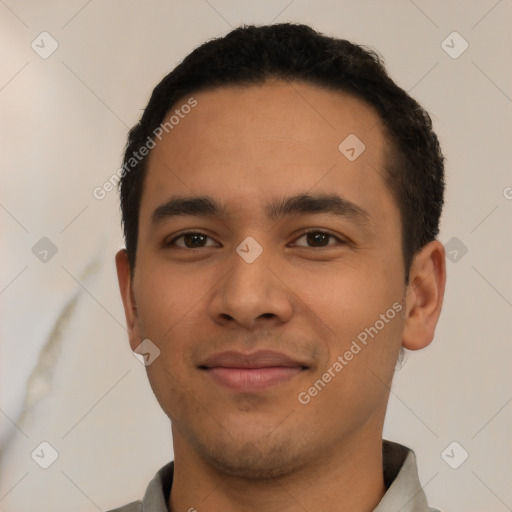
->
<box><xmin>402</xmin><ymin>240</ymin><xmax>446</xmax><ymax>351</ymax></box>
<box><xmin>115</xmin><ymin>249</ymin><xmax>141</xmax><ymax>351</ymax></box>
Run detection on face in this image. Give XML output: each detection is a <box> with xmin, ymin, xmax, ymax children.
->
<box><xmin>118</xmin><ymin>81</ymin><xmax>413</xmax><ymax>479</ymax></box>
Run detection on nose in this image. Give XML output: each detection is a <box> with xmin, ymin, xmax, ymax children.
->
<box><xmin>208</xmin><ymin>245</ymin><xmax>294</xmax><ymax>330</ymax></box>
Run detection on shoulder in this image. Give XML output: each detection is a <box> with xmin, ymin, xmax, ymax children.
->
<box><xmin>104</xmin><ymin>500</ymin><xmax>142</xmax><ymax>512</ymax></box>
<box><xmin>103</xmin><ymin>461</ymin><xmax>174</xmax><ymax>512</ymax></box>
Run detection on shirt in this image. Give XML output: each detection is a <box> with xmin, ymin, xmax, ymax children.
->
<box><xmin>106</xmin><ymin>440</ymin><xmax>440</xmax><ymax>512</ymax></box>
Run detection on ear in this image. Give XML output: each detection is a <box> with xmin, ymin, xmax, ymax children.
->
<box><xmin>402</xmin><ymin>240</ymin><xmax>446</xmax><ymax>350</ymax></box>
<box><xmin>115</xmin><ymin>249</ymin><xmax>141</xmax><ymax>352</ymax></box>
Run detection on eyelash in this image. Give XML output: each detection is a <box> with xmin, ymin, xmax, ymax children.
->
<box><xmin>165</xmin><ymin>229</ymin><xmax>346</xmax><ymax>249</ymax></box>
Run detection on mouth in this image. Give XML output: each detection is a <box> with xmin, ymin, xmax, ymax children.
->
<box><xmin>198</xmin><ymin>350</ymin><xmax>309</xmax><ymax>392</ymax></box>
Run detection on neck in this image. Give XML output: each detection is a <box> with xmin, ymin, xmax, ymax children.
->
<box><xmin>168</xmin><ymin>427</ymin><xmax>386</xmax><ymax>512</ymax></box>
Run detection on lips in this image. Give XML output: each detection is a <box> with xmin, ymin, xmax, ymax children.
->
<box><xmin>200</xmin><ymin>350</ymin><xmax>308</xmax><ymax>369</ymax></box>
<box><xmin>199</xmin><ymin>350</ymin><xmax>308</xmax><ymax>391</ymax></box>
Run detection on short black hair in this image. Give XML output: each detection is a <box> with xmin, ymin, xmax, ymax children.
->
<box><xmin>120</xmin><ymin>23</ymin><xmax>444</xmax><ymax>282</ymax></box>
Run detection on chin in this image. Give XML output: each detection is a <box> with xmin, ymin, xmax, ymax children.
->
<box><xmin>196</xmin><ymin>435</ymin><xmax>312</xmax><ymax>481</ymax></box>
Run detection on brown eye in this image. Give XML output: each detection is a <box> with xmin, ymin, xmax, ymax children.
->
<box><xmin>293</xmin><ymin>230</ymin><xmax>344</xmax><ymax>248</ymax></box>
<box><xmin>182</xmin><ymin>233</ymin><xmax>207</xmax><ymax>248</ymax></box>
<box><xmin>306</xmin><ymin>232</ymin><xmax>330</xmax><ymax>247</ymax></box>
<box><xmin>167</xmin><ymin>232</ymin><xmax>218</xmax><ymax>249</ymax></box>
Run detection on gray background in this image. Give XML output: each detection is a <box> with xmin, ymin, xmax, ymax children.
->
<box><xmin>1</xmin><ymin>1</ymin><xmax>511</xmax><ymax>510</ymax></box>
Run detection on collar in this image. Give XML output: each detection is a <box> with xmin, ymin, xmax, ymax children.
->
<box><xmin>115</xmin><ymin>440</ymin><xmax>436</xmax><ymax>512</ymax></box>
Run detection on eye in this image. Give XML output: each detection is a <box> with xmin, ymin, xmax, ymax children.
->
<box><xmin>166</xmin><ymin>231</ymin><xmax>219</xmax><ymax>249</ymax></box>
<box><xmin>292</xmin><ymin>230</ymin><xmax>345</xmax><ymax>248</ymax></box>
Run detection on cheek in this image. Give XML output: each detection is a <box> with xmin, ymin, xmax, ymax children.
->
<box><xmin>135</xmin><ymin>265</ymin><xmax>205</xmax><ymax>417</ymax></box>
<box><xmin>293</xmin><ymin>261</ymin><xmax>403</xmax><ymax>341</ymax></box>
<box><xmin>293</xmin><ymin>260</ymin><xmax>406</xmax><ymax>407</ymax></box>
<box><xmin>145</xmin><ymin>357</ymin><xmax>203</xmax><ymax>426</ymax></box>
<box><xmin>133</xmin><ymin>262</ymin><xmax>213</xmax><ymax>381</ymax></box>
<box><xmin>296</xmin><ymin>268</ymin><xmax>405</xmax><ymax>426</ymax></box>
<box><xmin>134</xmin><ymin>260</ymin><xmax>206</xmax><ymax>337</ymax></box>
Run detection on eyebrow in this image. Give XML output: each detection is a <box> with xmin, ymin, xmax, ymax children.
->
<box><xmin>151</xmin><ymin>193</ymin><xmax>372</xmax><ymax>229</ymax></box>
<box><xmin>152</xmin><ymin>196</ymin><xmax>225</xmax><ymax>224</ymax></box>
<box><xmin>266</xmin><ymin>193</ymin><xmax>371</xmax><ymax>227</ymax></box>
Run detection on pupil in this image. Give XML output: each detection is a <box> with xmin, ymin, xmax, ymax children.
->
<box><xmin>307</xmin><ymin>232</ymin><xmax>328</xmax><ymax>246</ymax></box>
<box><xmin>185</xmin><ymin>233</ymin><xmax>205</xmax><ymax>247</ymax></box>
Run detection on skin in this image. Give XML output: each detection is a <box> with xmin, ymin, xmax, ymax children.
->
<box><xmin>116</xmin><ymin>80</ymin><xmax>446</xmax><ymax>512</ymax></box>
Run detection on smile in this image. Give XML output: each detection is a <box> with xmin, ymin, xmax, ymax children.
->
<box><xmin>199</xmin><ymin>350</ymin><xmax>309</xmax><ymax>392</ymax></box>
<box><xmin>203</xmin><ymin>366</ymin><xmax>305</xmax><ymax>391</ymax></box>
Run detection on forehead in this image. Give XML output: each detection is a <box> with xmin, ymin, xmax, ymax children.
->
<box><xmin>141</xmin><ymin>80</ymin><xmax>393</xmax><ymax>222</ymax></box>
<box><xmin>161</xmin><ymin>81</ymin><xmax>386</xmax><ymax>158</ymax></box>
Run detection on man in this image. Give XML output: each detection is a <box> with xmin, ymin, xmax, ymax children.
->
<box><xmin>112</xmin><ymin>23</ymin><xmax>446</xmax><ymax>512</ymax></box>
